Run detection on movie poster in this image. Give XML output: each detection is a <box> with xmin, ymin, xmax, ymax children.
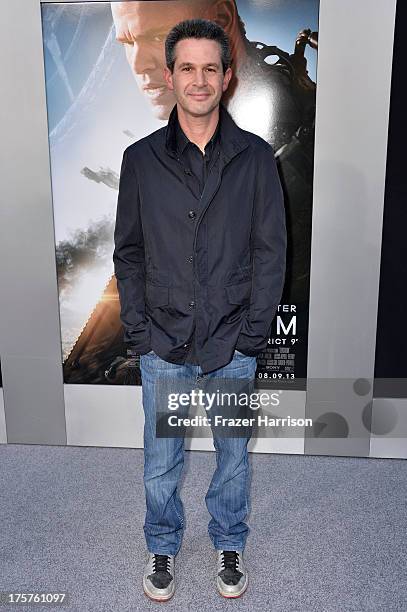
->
<box><xmin>41</xmin><ymin>0</ymin><xmax>319</xmax><ymax>389</ymax></box>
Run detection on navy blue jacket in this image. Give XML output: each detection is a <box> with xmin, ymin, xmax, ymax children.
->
<box><xmin>113</xmin><ymin>102</ymin><xmax>287</xmax><ymax>374</ymax></box>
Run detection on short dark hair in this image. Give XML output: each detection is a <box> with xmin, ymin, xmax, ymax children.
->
<box><xmin>165</xmin><ymin>18</ymin><xmax>232</xmax><ymax>74</ymax></box>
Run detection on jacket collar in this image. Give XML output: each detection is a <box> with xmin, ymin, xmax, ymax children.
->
<box><xmin>165</xmin><ymin>101</ymin><xmax>249</xmax><ymax>163</ymax></box>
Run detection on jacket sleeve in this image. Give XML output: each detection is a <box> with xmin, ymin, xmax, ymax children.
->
<box><xmin>113</xmin><ymin>147</ymin><xmax>151</xmax><ymax>354</ymax></box>
<box><xmin>236</xmin><ymin>143</ymin><xmax>287</xmax><ymax>355</ymax></box>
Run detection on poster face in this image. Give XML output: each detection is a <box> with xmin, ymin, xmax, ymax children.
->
<box><xmin>41</xmin><ymin>0</ymin><xmax>319</xmax><ymax>388</ymax></box>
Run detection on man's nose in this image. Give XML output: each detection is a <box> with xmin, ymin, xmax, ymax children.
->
<box><xmin>194</xmin><ymin>69</ymin><xmax>208</xmax><ymax>87</ymax></box>
<box><xmin>130</xmin><ymin>42</ymin><xmax>158</xmax><ymax>74</ymax></box>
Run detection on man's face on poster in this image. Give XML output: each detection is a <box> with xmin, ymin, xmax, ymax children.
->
<box><xmin>112</xmin><ymin>0</ymin><xmax>213</xmax><ymax>119</ymax></box>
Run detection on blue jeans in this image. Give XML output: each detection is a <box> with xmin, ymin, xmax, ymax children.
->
<box><xmin>139</xmin><ymin>350</ymin><xmax>257</xmax><ymax>556</ymax></box>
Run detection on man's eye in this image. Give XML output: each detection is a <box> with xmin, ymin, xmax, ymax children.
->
<box><xmin>182</xmin><ymin>67</ymin><xmax>191</xmax><ymax>72</ymax></box>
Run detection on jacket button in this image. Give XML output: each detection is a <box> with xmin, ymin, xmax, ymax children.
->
<box><xmin>188</xmin><ymin>210</ymin><xmax>196</xmax><ymax>219</ymax></box>
<box><xmin>183</xmin><ymin>342</ymin><xmax>190</xmax><ymax>348</ymax></box>
<box><xmin>187</xmin><ymin>255</ymin><xmax>193</xmax><ymax>263</ymax></box>
<box><xmin>188</xmin><ymin>301</ymin><xmax>195</xmax><ymax>309</ymax></box>
<box><xmin>184</xmin><ymin>168</ymin><xmax>192</xmax><ymax>175</ymax></box>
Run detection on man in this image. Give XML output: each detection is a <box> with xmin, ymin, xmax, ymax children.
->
<box><xmin>113</xmin><ymin>18</ymin><xmax>286</xmax><ymax>601</ymax></box>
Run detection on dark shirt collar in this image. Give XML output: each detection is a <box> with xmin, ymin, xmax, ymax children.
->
<box><xmin>165</xmin><ymin>102</ymin><xmax>249</xmax><ymax>163</ymax></box>
<box><xmin>175</xmin><ymin>110</ymin><xmax>221</xmax><ymax>156</ymax></box>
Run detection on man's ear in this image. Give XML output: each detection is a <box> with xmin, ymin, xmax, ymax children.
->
<box><xmin>163</xmin><ymin>67</ymin><xmax>174</xmax><ymax>91</ymax></box>
<box><xmin>222</xmin><ymin>66</ymin><xmax>233</xmax><ymax>92</ymax></box>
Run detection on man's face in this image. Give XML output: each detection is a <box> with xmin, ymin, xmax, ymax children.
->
<box><xmin>112</xmin><ymin>1</ymin><xmax>211</xmax><ymax>119</ymax></box>
<box><xmin>164</xmin><ymin>38</ymin><xmax>232</xmax><ymax>118</ymax></box>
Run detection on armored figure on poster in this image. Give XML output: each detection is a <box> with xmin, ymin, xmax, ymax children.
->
<box><xmin>240</xmin><ymin>30</ymin><xmax>317</xmax><ymax>307</ymax></box>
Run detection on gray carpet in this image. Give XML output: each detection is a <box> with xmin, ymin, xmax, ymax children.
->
<box><xmin>0</xmin><ymin>444</ymin><xmax>406</xmax><ymax>612</ymax></box>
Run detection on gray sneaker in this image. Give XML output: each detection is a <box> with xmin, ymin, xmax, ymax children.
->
<box><xmin>142</xmin><ymin>552</ymin><xmax>175</xmax><ymax>601</ymax></box>
<box><xmin>216</xmin><ymin>550</ymin><xmax>248</xmax><ymax>598</ymax></box>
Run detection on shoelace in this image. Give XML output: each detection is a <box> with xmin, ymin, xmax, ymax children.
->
<box><xmin>221</xmin><ymin>551</ymin><xmax>239</xmax><ymax>571</ymax></box>
<box><xmin>152</xmin><ymin>554</ymin><xmax>171</xmax><ymax>573</ymax></box>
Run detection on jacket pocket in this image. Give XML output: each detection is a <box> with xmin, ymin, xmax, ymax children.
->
<box><xmin>145</xmin><ymin>282</ymin><xmax>169</xmax><ymax>307</ymax></box>
<box><xmin>225</xmin><ymin>280</ymin><xmax>251</xmax><ymax>305</ymax></box>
